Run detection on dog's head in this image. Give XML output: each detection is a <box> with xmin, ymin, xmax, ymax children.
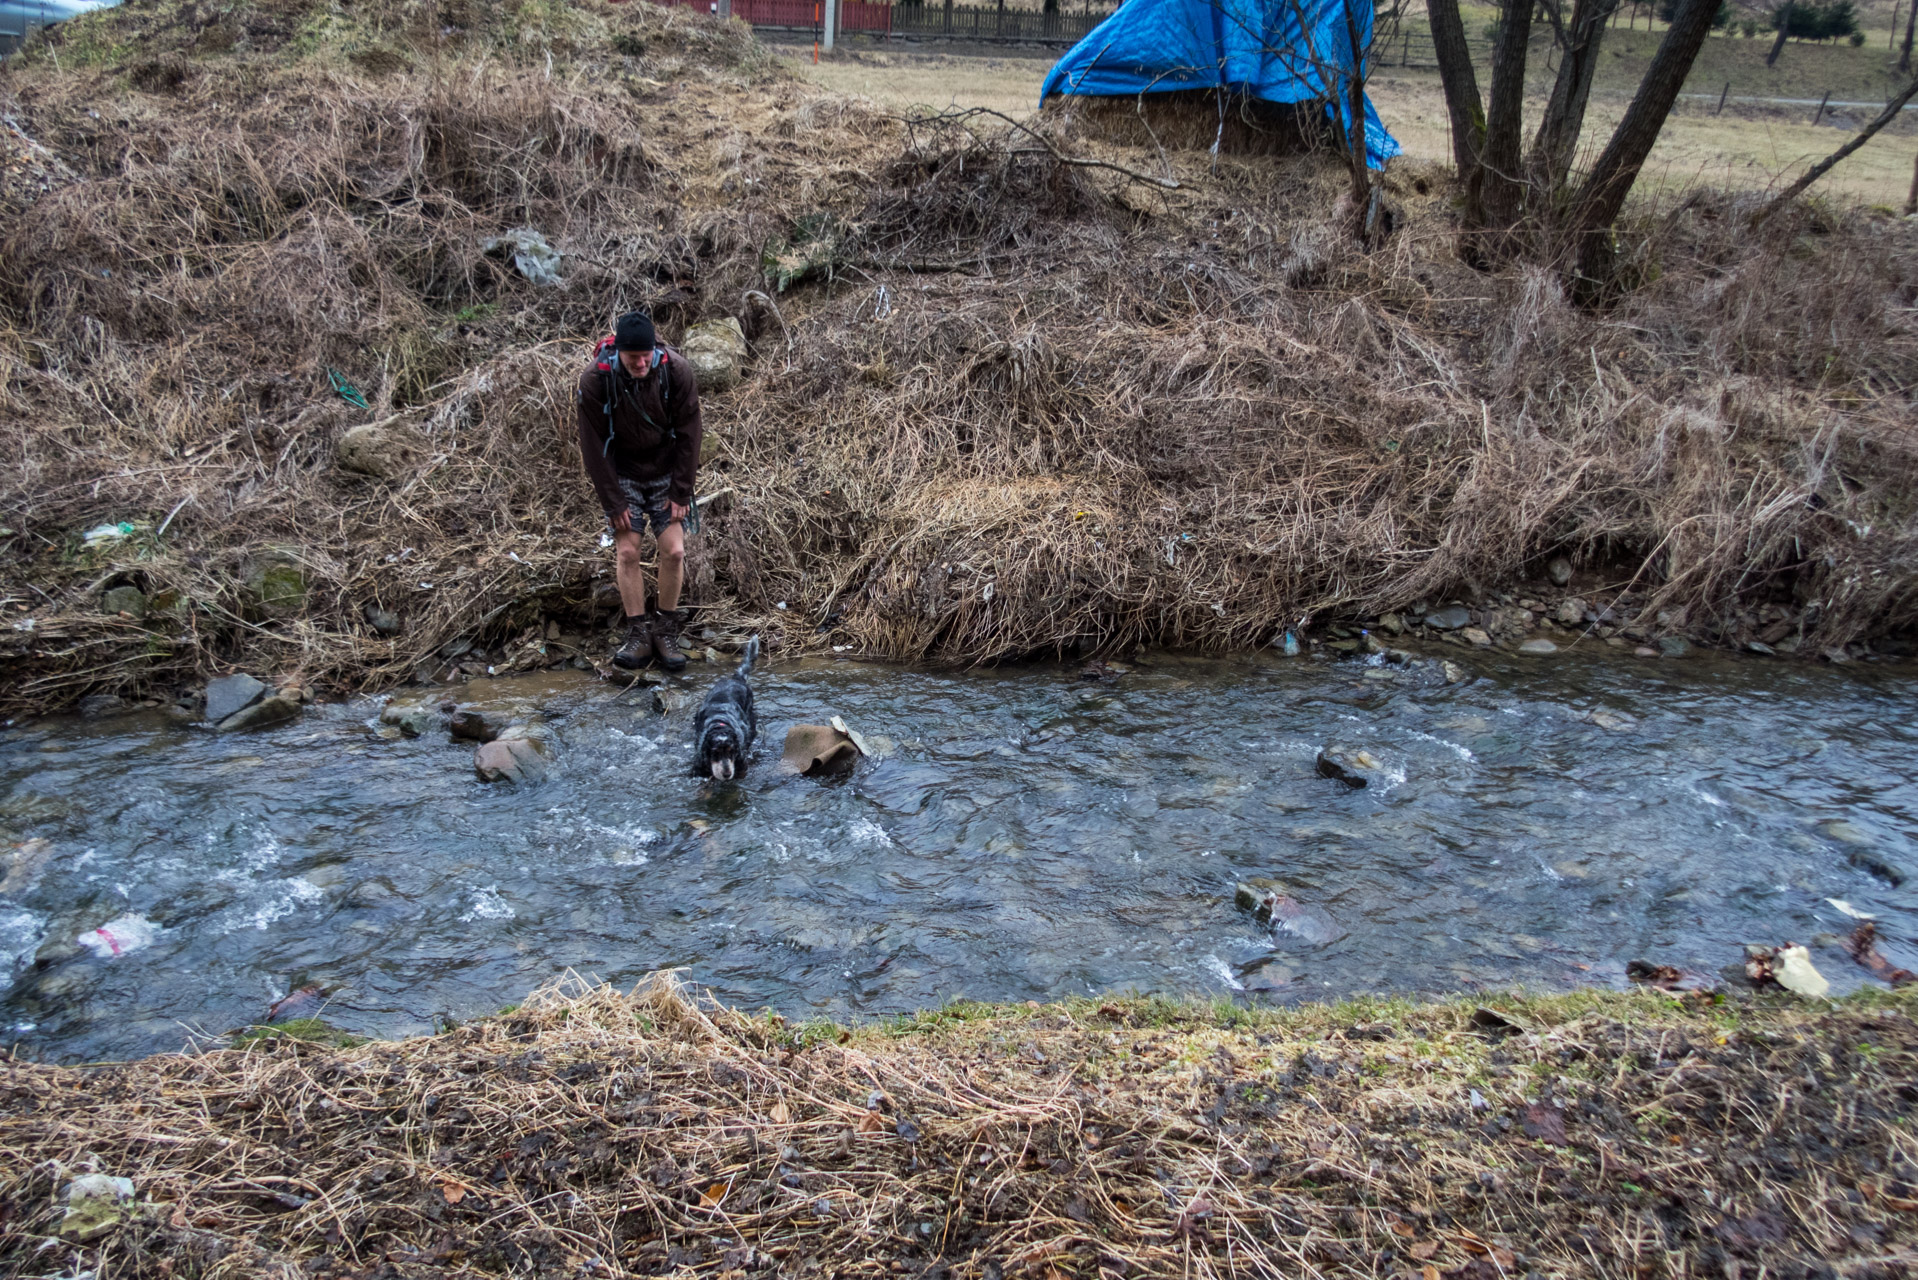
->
<box><xmin>700</xmin><ymin>721</ymin><xmax>741</xmax><ymax>781</ymax></box>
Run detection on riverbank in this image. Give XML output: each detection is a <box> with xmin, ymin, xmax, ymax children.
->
<box><xmin>3</xmin><ymin>977</ymin><xmax>1915</xmax><ymax>1276</ymax></box>
<box><xmin>3</xmin><ymin>0</ymin><xmax>1916</xmax><ymax>719</ymax></box>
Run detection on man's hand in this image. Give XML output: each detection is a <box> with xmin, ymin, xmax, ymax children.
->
<box><xmin>667</xmin><ymin>501</ymin><xmax>689</xmax><ymax>526</ymax></box>
<box><xmin>612</xmin><ymin>508</ymin><xmax>634</xmax><ymax>534</ymax></box>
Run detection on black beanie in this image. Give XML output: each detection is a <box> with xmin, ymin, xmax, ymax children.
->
<box><xmin>614</xmin><ymin>311</ymin><xmax>656</xmax><ymax>351</ymax></box>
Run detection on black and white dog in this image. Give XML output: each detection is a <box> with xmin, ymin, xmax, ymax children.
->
<box><xmin>692</xmin><ymin>636</ymin><xmax>760</xmax><ymax>781</ymax></box>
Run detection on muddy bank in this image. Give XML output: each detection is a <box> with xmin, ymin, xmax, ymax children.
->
<box><xmin>2</xmin><ymin>0</ymin><xmax>1916</xmax><ymax>717</ymax></box>
<box><xmin>2</xmin><ymin>977</ymin><xmax>1915</xmax><ymax>1277</ymax></box>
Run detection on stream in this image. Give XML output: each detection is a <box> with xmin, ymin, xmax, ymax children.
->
<box><xmin>3</xmin><ymin>648</ymin><xmax>1915</xmax><ymax>1063</ymax></box>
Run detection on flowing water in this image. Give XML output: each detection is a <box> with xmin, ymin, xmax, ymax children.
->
<box><xmin>3</xmin><ymin>648</ymin><xmax>1915</xmax><ymax>1063</ymax></box>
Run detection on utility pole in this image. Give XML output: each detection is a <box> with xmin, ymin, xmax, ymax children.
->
<box><xmin>823</xmin><ymin>0</ymin><xmax>837</xmax><ymax>50</ymax></box>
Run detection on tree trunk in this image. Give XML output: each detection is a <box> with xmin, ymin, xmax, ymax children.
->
<box><xmin>1531</xmin><ymin>0</ymin><xmax>1622</xmax><ymax>195</ymax></box>
<box><xmin>1906</xmin><ymin>147</ymin><xmax>1918</xmax><ymax>216</ymax></box>
<box><xmin>1340</xmin><ymin>0</ymin><xmax>1375</xmax><ymax>211</ymax></box>
<box><xmin>1571</xmin><ymin>0</ymin><xmax>1722</xmax><ymax>289</ymax></box>
<box><xmin>1474</xmin><ymin>0</ymin><xmax>1536</xmax><ymax>228</ymax></box>
<box><xmin>1765</xmin><ymin>2</ymin><xmax>1790</xmax><ymax>65</ymax></box>
<box><xmin>1902</xmin><ymin>0</ymin><xmax>1916</xmax><ymax>73</ymax></box>
<box><xmin>1751</xmin><ymin>75</ymin><xmax>1918</xmax><ymax>225</ymax></box>
<box><xmin>1426</xmin><ymin>0</ymin><xmax>1486</xmax><ymax>178</ymax></box>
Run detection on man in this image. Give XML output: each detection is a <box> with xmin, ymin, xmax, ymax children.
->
<box><xmin>577</xmin><ymin>310</ymin><xmax>703</xmax><ymax>671</ymax></box>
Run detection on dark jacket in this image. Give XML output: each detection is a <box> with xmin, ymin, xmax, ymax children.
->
<box><xmin>576</xmin><ymin>344</ymin><xmax>703</xmax><ymax>514</ymax></box>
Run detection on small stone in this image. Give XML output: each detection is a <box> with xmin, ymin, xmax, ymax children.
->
<box><xmin>1378</xmin><ymin>612</ymin><xmax>1404</xmax><ymax>635</ymax></box>
<box><xmin>1634</xmin><ymin>645</ymin><xmax>1659</xmax><ymax>658</ymax></box>
<box><xmin>100</xmin><ymin>585</ymin><xmax>147</xmax><ymax>618</ymax></box>
<box><xmin>653</xmin><ymin>688</ymin><xmax>690</xmax><ymax>715</ymax></box>
<box><xmin>375</xmin><ymin>725</ymin><xmax>402</xmax><ymax>740</ymax></box>
<box><xmin>1461</xmin><ymin>627</ymin><xmax>1493</xmax><ymax>648</ymax></box>
<box><xmin>216</xmin><ymin>695</ymin><xmax>300</xmax><ymax>733</ymax></box>
<box><xmin>378</xmin><ymin>700</ymin><xmax>438</xmax><ymax>738</ymax></box>
<box><xmin>75</xmin><ymin>693</ymin><xmax>130</xmax><ymax>719</ymax></box>
<box><xmin>1555</xmin><ymin>598</ymin><xmax>1587</xmax><ymax>627</ymax></box>
<box><xmin>1821</xmin><ymin>646</ymin><xmax>1851</xmax><ymax>664</ymax></box>
<box><xmin>1441</xmin><ymin>660</ymin><xmax>1467</xmax><ymax>684</ymax></box>
<box><xmin>364</xmin><ymin>605</ymin><xmax>403</xmax><ymax>636</ymax></box>
<box><xmin>1747</xmin><ymin>641</ymin><xmax>1776</xmax><ymax>655</ymax></box>
<box><xmin>1589</xmin><ymin>710</ymin><xmax>1634</xmax><ymax>731</ymax></box>
<box><xmin>204</xmin><ymin>673</ymin><xmax>267</xmax><ymax>724</ymax></box>
<box><xmin>474</xmin><ymin>736</ymin><xmax>547</xmax><ymax>783</ymax></box>
<box><xmin>1657</xmin><ymin>636</ymin><xmax>1692</xmax><ymax>658</ymax></box>
<box><xmin>1516</xmin><ymin>638</ymin><xmax>1558</xmax><ymax>655</ymax></box>
<box><xmin>448</xmin><ymin>710</ymin><xmax>501</xmax><ymax>743</ymax></box>
<box><xmin>1425</xmin><ymin>605</ymin><xmax>1473</xmax><ymax>631</ymax></box>
<box><xmin>1547</xmin><ymin>557</ymin><xmax>1573</xmax><ymax>587</ymax></box>
<box><xmin>704</xmin><ymin>647</ymin><xmax>721</xmax><ymax>663</ymax></box>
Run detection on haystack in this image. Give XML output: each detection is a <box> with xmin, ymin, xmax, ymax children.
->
<box><xmin>1037</xmin><ymin>0</ymin><xmax>1399</xmax><ymax>161</ymax></box>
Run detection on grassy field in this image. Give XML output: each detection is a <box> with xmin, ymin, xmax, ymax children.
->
<box><xmin>794</xmin><ymin>34</ymin><xmax>1918</xmax><ymax>205</ymax></box>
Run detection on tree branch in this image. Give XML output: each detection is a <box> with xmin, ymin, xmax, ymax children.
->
<box><xmin>1749</xmin><ymin>77</ymin><xmax>1918</xmax><ymax>227</ymax></box>
<box><xmin>903</xmin><ymin>106</ymin><xmax>1182</xmax><ymax>189</ymax></box>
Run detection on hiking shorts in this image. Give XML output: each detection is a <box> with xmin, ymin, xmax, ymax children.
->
<box><xmin>609</xmin><ymin>474</ymin><xmax>676</xmax><ymax>537</ymax></box>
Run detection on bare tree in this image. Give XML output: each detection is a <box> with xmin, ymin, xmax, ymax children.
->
<box><xmin>1750</xmin><ymin>75</ymin><xmax>1918</xmax><ymax>225</ymax></box>
<box><xmin>1901</xmin><ymin>0</ymin><xmax>1915</xmax><ymax>72</ymax></box>
<box><xmin>1765</xmin><ymin>0</ymin><xmax>1790</xmax><ymax>64</ymax></box>
<box><xmin>1531</xmin><ymin>0</ymin><xmax>1624</xmax><ymax>193</ymax></box>
<box><xmin>1427</xmin><ymin>0</ymin><xmax>1720</xmax><ymax>290</ymax></box>
<box><xmin>1425</xmin><ymin>0</ymin><xmax>1486</xmax><ymax>175</ymax></box>
<box><xmin>1569</xmin><ymin>0</ymin><xmax>1723</xmax><ymax>288</ymax></box>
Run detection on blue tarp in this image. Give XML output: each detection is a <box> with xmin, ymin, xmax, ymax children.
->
<box><xmin>1038</xmin><ymin>0</ymin><xmax>1400</xmax><ymax>169</ymax></box>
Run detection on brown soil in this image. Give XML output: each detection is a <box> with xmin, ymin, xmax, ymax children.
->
<box><xmin>1</xmin><ymin>0</ymin><xmax>1916</xmax><ymax>717</ymax></box>
<box><xmin>3</xmin><ymin>978</ymin><xmax>1916</xmax><ymax>1277</ymax></box>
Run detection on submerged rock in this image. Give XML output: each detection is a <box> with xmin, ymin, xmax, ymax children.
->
<box><xmin>1658</xmin><ymin>636</ymin><xmax>1692</xmax><ymax>658</ymax></box>
<box><xmin>1517</xmin><ymin>638</ymin><xmax>1559</xmax><ymax>655</ymax></box>
<box><xmin>1315</xmin><ymin>745</ymin><xmax>1383</xmax><ymax>789</ymax></box>
<box><xmin>204</xmin><ymin>673</ymin><xmax>266</xmax><ymax>724</ymax></box>
<box><xmin>379</xmin><ymin>700</ymin><xmax>438</xmax><ymax>738</ymax></box>
<box><xmin>449</xmin><ymin>710</ymin><xmax>502</xmax><ymax>743</ymax></box>
<box><xmin>1234</xmin><ymin>882</ymin><xmax>1346</xmax><ymax>948</ymax></box>
<box><xmin>474</xmin><ymin>736</ymin><xmax>548</xmax><ymax>783</ymax></box>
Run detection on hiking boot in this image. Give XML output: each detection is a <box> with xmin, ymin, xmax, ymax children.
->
<box><xmin>650</xmin><ymin>609</ymin><xmax>688</xmax><ymax>672</ymax></box>
<box><xmin>612</xmin><ymin>615</ymin><xmax>652</xmax><ymax>670</ymax></box>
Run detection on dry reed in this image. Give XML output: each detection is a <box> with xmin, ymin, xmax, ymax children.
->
<box><xmin>1</xmin><ymin>0</ymin><xmax>1914</xmax><ymax>715</ymax></box>
<box><xmin>2</xmin><ymin>975</ymin><xmax>1915</xmax><ymax>1277</ymax></box>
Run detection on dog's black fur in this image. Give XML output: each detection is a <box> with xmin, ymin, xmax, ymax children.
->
<box><xmin>692</xmin><ymin>636</ymin><xmax>760</xmax><ymax>780</ymax></box>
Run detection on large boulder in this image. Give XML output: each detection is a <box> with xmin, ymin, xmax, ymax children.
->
<box><xmin>337</xmin><ymin>417</ymin><xmax>430</xmax><ymax>480</ymax></box>
<box><xmin>680</xmin><ymin>317</ymin><xmax>748</xmax><ymax>393</ymax></box>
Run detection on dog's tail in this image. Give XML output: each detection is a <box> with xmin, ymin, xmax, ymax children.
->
<box><xmin>736</xmin><ymin>634</ymin><xmax>761</xmax><ymax>676</ymax></box>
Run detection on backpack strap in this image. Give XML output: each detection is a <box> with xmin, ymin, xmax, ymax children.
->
<box><xmin>592</xmin><ymin>344</ymin><xmax>677</xmax><ymax>458</ymax></box>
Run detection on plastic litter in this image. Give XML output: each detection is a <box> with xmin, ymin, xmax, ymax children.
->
<box><xmin>327</xmin><ymin>367</ymin><xmax>369</xmax><ymax>409</ymax></box>
<box><xmin>1280</xmin><ymin>630</ymin><xmax>1301</xmax><ymax>656</ymax></box>
<box><xmin>62</xmin><ymin>1173</ymin><xmax>143</xmax><ymax>1241</ymax></box>
<box><xmin>82</xmin><ymin>521</ymin><xmax>142</xmax><ymax>547</ymax></box>
<box><xmin>77</xmin><ymin>913</ymin><xmax>160</xmax><ymax>958</ymax></box>
<box><xmin>480</xmin><ymin>227</ymin><xmax>563</xmax><ymax>285</ymax></box>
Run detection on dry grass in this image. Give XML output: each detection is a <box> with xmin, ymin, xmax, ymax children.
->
<box><xmin>1</xmin><ymin>0</ymin><xmax>1916</xmax><ymax>716</ymax></box>
<box><xmin>3</xmin><ymin>975</ymin><xmax>1917</xmax><ymax>1277</ymax></box>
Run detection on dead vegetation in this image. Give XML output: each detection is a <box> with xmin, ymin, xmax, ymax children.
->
<box><xmin>1</xmin><ymin>0</ymin><xmax>1915</xmax><ymax>715</ymax></box>
<box><xmin>2</xmin><ymin>976</ymin><xmax>1916</xmax><ymax>1277</ymax></box>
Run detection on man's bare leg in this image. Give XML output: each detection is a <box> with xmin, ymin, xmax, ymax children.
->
<box><xmin>613</xmin><ymin>529</ymin><xmax>649</xmax><ymax>617</ymax></box>
<box><xmin>655</xmin><ymin>521</ymin><xmax>685</xmax><ymax>614</ymax></box>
